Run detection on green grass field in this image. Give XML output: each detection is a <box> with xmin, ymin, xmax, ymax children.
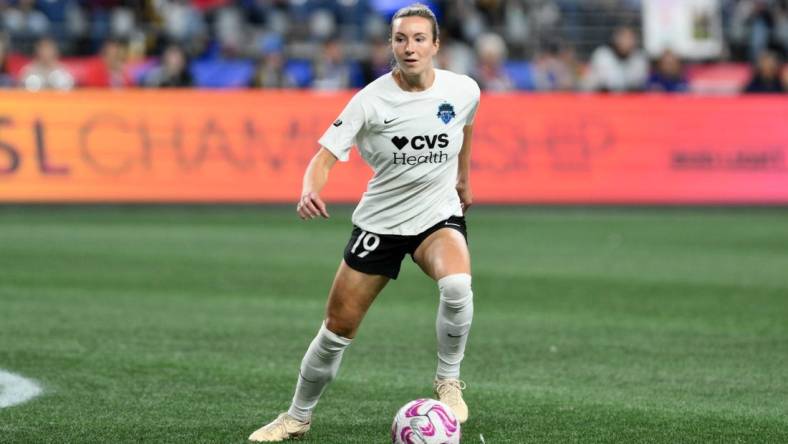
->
<box><xmin>1</xmin><ymin>206</ymin><xmax>787</xmax><ymax>443</ymax></box>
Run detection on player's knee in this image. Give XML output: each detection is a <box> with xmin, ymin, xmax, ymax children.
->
<box><xmin>438</xmin><ymin>273</ymin><xmax>473</xmax><ymax>309</ymax></box>
<box><xmin>325</xmin><ymin>316</ymin><xmax>357</xmax><ymax>339</ymax></box>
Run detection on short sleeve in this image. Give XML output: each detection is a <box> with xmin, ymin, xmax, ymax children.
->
<box><xmin>464</xmin><ymin>77</ymin><xmax>481</xmax><ymax>125</ymax></box>
<box><xmin>318</xmin><ymin>92</ymin><xmax>366</xmax><ymax>162</ymax></box>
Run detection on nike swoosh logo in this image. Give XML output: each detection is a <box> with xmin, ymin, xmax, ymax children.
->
<box><xmin>447</xmin><ymin>333</ymin><xmax>464</xmax><ymax>338</ymax></box>
<box><xmin>383</xmin><ymin>117</ymin><xmax>399</xmax><ymax>124</ymax></box>
<box><xmin>444</xmin><ymin>222</ymin><xmax>462</xmax><ymax>228</ymax></box>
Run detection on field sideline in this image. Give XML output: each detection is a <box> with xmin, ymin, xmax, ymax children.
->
<box><xmin>0</xmin><ymin>206</ymin><xmax>786</xmax><ymax>443</ymax></box>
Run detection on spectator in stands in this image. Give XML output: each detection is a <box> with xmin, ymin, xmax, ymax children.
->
<box><xmin>646</xmin><ymin>50</ymin><xmax>688</xmax><ymax>93</ymax></box>
<box><xmin>2</xmin><ymin>0</ymin><xmax>50</xmax><ymax>52</ymax></box>
<box><xmin>249</xmin><ymin>49</ymin><xmax>295</xmax><ymax>89</ymax></box>
<box><xmin>361</xmin><ymin>38</ymin><xmax>393</xmax><ymax>84</ymax></box>
<box><xmin>744</xmin><ymin>49</ymin><xmax>786</xmax><ymax>92</ymax></box>
<box><xmin>143</xmin><ymin>44</ymin><xmax>194</xmax><ymax>88</ymax></box>
<box><xmin>156</xmin><ymin>0</ymin><xmax>207</xmax><ymax>51</ymax></box>
<box><xmin>19</xmin><ymin>36</ymin><xmax>74</xmax><ymax>90</ymax></box>
<box><xmin>32</xmin><ymin>0</ymin><xmax>70</xmax><ymax>42</ymax></box>
<box><xmin>84</xmin><ymin>38</ymin><xmax>131</xmax><ymax>87</ymax></box>
<box><xmin>584</xmin><ymin>26</ymin><xmax>648</xmax><ymax>92</ymax></box>
<box><xmin>435</xmin><ymin>34</ymin><xmax>475</xmax><ymax>76</ymax></box>
<box><xmin>727</xmin><ymin>0</ymin><xmax>788</xmax><ymax>61</ymax></box>
<box><xmin>82</xmin><ymin>0</ymin><xmax>121</xmax><ymax>51</ymax></box>
<box><xmin>777</xmin><ymin>1</ymin><xmax>788</xmax><ymax>54</ymax></box>
<box><xmin>532</xmin><ymin>41</ymin><xmax>580</xmax><ymax>91</ymax></box>
<box><xmin>4</xmin><ymin>0</ymin><xmax>787</xmax><ymax>93</ymax></box>
<box><xmin>472</xmin><ymin>32</ymin><xmax>514</xmax><ymax>91</ymax></box>
<box><xmin>749</xmin><ymin>1</ymin><xmax>776</xmax><ymax>59</ymax></box>
<box><xmin>249</xmin><ymin>32</ymin><xmax>296</xmax><ymax>88</ymax></box>
<box><xmin>782</xmin><ymin>63</ymin><xmax>788</xmax><ymax>90</ymax></box>
<box><xmin>0</xmin><ymin>33</ymin><xmax>14</xmax><ymax>87</ymax></box>
<box><xmin>214</xmin><ymin>5</ymin><xmax>246</xmax><ymax>57</ymax></box>
<box><xmin>311</xmin><ymin>38</ymin><xmax>352</xmax><ymax>90</ymax></box>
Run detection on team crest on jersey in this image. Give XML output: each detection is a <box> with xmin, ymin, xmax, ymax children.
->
<box><xmin>436</xmin><ymin>102</ymin><xmax>456</xmax><ymax>124</ymax></box>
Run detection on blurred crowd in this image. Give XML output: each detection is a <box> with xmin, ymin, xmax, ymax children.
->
<box><xmin>0</xmin><ymin>0</ymin><xmax>786</xmax><ymax>93</ymax></box>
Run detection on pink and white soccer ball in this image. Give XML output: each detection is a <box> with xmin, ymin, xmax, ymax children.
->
<box><xmin>391</xmin><ymin>398</ymin><xmax>460</xmax><ymax>444</ymax></box>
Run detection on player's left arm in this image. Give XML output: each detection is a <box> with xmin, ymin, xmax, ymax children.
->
<box><xmin>456</xmin><ymin>124</ymin><xmax>474</xmax><ymax>212</ymax></box>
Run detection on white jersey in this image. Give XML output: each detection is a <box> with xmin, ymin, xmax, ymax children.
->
<box><xmin>318</xmin><ymin>69</ymin><xmax>481</xmax><ymax>235</ymax></box>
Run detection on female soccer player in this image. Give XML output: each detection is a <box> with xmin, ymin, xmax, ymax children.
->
<box><xmin>249</xmin><ymin>3</ymin><xmax>480</xmax><ymax>441</ymax></box>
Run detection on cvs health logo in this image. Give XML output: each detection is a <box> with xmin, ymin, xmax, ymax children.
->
<box><xmin>389</xmin><ymin>133</ymin><xmax>450</xmax><ymax>165</ymax></box>
<box><xmin>390</xmin><ymin>133</ymin><xmax>449</xmax><ymax>150</ymax></box>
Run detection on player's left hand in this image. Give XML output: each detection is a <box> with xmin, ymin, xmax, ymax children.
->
<box><xmin>457</xmin><ymin>183</ymin><xmax>473</xmax><ymax>213</ymax></box>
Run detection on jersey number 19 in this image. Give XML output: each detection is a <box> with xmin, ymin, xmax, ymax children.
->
<box><xmin>351</xmin><ymin>231</ymin><xmax>381</xmax><ymax>258</ymax></box>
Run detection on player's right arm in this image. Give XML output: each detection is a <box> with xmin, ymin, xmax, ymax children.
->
<box><xmin>297</xmin><ymin>147</ymin><xmax>338</xmax><ymax>220</ymax></box>
<box><xmin>304</xmin><ymin>89</ymin><xmax>366</xmax><ymax>220</ymax></box>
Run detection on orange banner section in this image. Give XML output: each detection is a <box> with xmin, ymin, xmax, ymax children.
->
<box><xmin>0</xmin><ymin>91</ymin><xmax>786</xmax><ymax>203</ymax></box>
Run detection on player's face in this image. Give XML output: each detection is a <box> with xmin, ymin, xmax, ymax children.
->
<box><xmin>391</xmin><ymin>16</ymin><xmax>439</xmax><ymax>76</ymax></box>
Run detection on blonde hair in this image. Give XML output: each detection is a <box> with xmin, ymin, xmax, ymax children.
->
<box><xmin>391</xmin><ymin>3</ymin><xmax>439</xmax><ymax>43</ymax></box>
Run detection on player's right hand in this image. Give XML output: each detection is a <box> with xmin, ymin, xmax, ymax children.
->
<box><xmin>297</xmin><ymin>192</ymin><xmax>330</xmax><ymax>220</ymax></box>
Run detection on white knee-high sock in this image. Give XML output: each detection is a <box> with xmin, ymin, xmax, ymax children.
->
<box><xmin>287</xmin><ymin>322</ymin><xmax>351</xmax><ymax>422</ymax></box>
<box><xmin>435</xmin><ymin>273</ymin><xmax>474</xmax><ymax>380</ymax></box>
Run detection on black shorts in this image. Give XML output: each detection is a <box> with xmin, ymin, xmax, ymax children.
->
<box><xmin>342</xmin><ymin>216</ymin><xmax>468</xmax><ymax>279</ymax></box>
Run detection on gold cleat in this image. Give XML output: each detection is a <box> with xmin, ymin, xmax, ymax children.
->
<box><xmin>248</xmin><ymin>412</ymin><xmax>311</xmax><ymax>442</ymax></box>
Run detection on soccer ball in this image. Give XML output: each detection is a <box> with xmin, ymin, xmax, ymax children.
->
<box><xmin>391</xmin><ymin>398</ymin><xmax>460</xmax><ymax>444</ymax></box>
